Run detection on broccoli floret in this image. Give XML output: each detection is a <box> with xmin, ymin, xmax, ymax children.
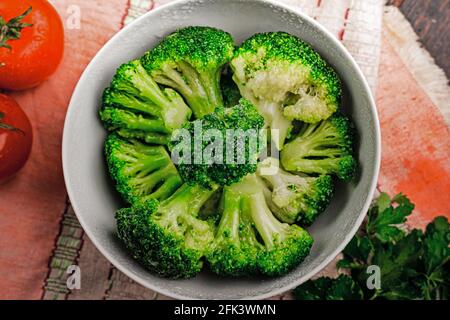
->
<box><xmin>257</xmin><ymin>158</ymin><xmax>333</xmax><ymax>225</ymax></box>
<box><xmin>206</xmin><ymin>185</ymin><xmax>261</xmax><ymax>276</ymax></box>
<box><xmin>207</xmin><ymin>175</ymin><xmax>313</xmax><ymax>276</ymax></box>
<box><xmin>99</xmin><ymin>60</ymin><xmax>192</xmax><ymax>144</ymax></box>
<box><xmin>170</xmin><ymin>99</ymin><xmax>265</xmax><ymax>189</ymax></box>
<box><xmin>113</xmin><ymin>127</ymin><xmax>170</xmax><ymax>145</ymax></box>
<box><xmin>281</xmin><ymin>113</ymin><xmax>357</xmax><ymax>181</ymax></box>
<box><xmin>231</xmin><ymin>32</ymin><xmax>341</xmax><ymax>148</ymax></box>
<box><xmin>141</xmin><ymin>26</ymin><xmax>235</xmax><ymax>119</ymax></box>
<box><xmin>100</xmin><ymin>106</ymin><xmax>171</xmax><ymax>144</ymax></box>
<box><xmin>116</xmin><ymin>183</ymin><xmax>216</xmax><ymax>278</ymax></box>
<box><xmin>105</xmin><ymin>133</ymin><xmax>182</xmax><ymax>205</ymax></box>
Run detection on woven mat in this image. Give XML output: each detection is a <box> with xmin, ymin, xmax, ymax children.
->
<box><xmin>0</xmin><ymin>0</ymin><xmax>448</xmax><ymax>300</ymax></box>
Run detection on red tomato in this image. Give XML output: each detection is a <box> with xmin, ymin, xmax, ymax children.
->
<box><xmin>0</xmin><ymin>94</ymin><xmax>33</xmax><ymax>182</ymax></box>
<box><xmin>0</xmin><ymin>0</ymin><xmax>64</xmax><ymax>90</ymax></box>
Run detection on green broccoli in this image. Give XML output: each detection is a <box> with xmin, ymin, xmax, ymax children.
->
<box><xmin>116</xmin><ymin>183</ymin><xmax>216</xmax><ymax>279</ymax></box>
<box><xmin>206</xmin><ymin>184</ymin><xmax>260</xmax><ymax>276</ymax></box>
<box><xmin>101</xmin><ymin>27</ymin><xmax>359</xmax><ymax>282</ymax></box>
<box><xmin>231</xmin><ymin>32</ymin><xmax>341</xmax><ymax>149</ymax></box>
<box><xmin>142</xmin><ymin>26</ymin><xmax>235</xmax><ymax>119</ymax></box>
<box><xmin>281</xmin><ymin>113</ymin><xmax>357</xmax><ymax>181</ymax></box>
<box><xmin>257</xmin><ymin>158</ymin><xmax>333</xmax><ymax>225</ymax></box>
<box><xmin>207</xmin><ymin>174</ymin><xmax>313</xmax><ymax>276</ymax></box>
<box><xmin>170</xmin><ymin>99</ymin><xmax>265</xmax><ymax>189</ymax></box>
<box><xmin>105</xmin><ymin>133</ymin><xmax>182</xmax><ymax>205</ymax></box>
<box><xmin>99</xmin><ymin>60</ymin><xmax>192</xmax><ymax>144</ymax></box>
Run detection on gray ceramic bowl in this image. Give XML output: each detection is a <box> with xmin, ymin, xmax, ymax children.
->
<box><xmin>62</xmin><ymin>0</ymin><xmax>380</xmax><ymax>299</ymax></box>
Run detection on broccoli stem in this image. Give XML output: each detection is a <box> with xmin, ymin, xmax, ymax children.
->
<box><xmin>255</xmin><ymin>100</ymin><xmax>291</xmax><ymax>150</ymax></box>
<box><xmin>198</xmin><ymin>67</ymin><xmax>223</xmax><ymax>112</ymax></box>
<box><xmin>230</xmin><ymin>175</ymin><xmax>288</xmax><ymax>249</ymax></box>
<box><xmin>131</xmin><ymin>164</ymin><xmax>179</xmax><ymax>194</ymax></box>
<box><xmin>154</xmin><ymin>68</ymin><xmax>206</xmax><ymax>117</ymax></box>
<box><xmin>281</xmin><ymin>115</ymin><xmax>356</xmax><ymax>181</ymax></box>
<box><xmin>116</xmin><ymin>129</ymin><xmax>169</xmax><ymax>145</ymax></box>
<box><xmin>216</xmin><ymin>189</ymin><xmax>241</xmax><ymax>240</ymax></box>
<box><xmin>156</xmin><ymin>66</ymin><xmax>192</xmax><ymax>95</ymax></box>
<box><xmin>181</xmin><ymin>213</ymin><xmax>215</xmax><ymax>248</ymax></box>
<box><xmin>107</xmin><ymin>61</ymin><xmax>191</xmax><ymax>133</ymax></box>
<box><xmin>121</xmin><ymin>115</ymin><xmax>168</xmax><ymax>133</ymax></box>
<box><xmin>283</xmin><ymin>157</ymin><xmax>342</xmax><ymax>175</ymax></box>
<box><xmin>155</xmin><ymin>63</ymin><xmax>222</xmax><ymax>118</ymax></box>
<box><xmin>261</xmin><ymin>171</ymin><xmax>289</xmax><ymax>192</ymax></box>
<box><xmin>223</xmin><ymin>182</ymin><xmax>264</xmax><ymax>248</ymax></box>
<box><xmin>121</xmin><ymin>153</ymin><xmax>168</xmax><ymax>176</ymax></box>
<box><xmin>145</xmin><ymin>175</ymin><xmax>183</xmax><ymax>201</ymax></box>
<box><xmin>281</xmin><ymin>120</ymin><xmax>345</xmax><ymax>170</ymax></box>
<box><xmin>114</xmin><ymin>143</ymin><xmax>182</xmax><ymax>201</ymax></box>
<box><xmin>105</xmin><ymin>134</ymin><xmax>183</xmax><ymax>204</ymax></box>
<box><xmin>127</xmin><ymin>62</ymin><xmax>175</xmax><ymax>110</ymax></box>
<box><xmin>293</xmin><ymin>120</ymin><xmax>344</xmax><ymax>153</ymax></box>
<box><xmin>177</xmin><ymin>61</ymin><xmax>207</xmax><ymax>97</ymax></box>
<box><xmin>105</xmin><ymin>89</ymin><xmax>162</xmax><ymax>117</ymax></box>
<box><xmin>143</xmin><ymin>134</ymin><xmax>169</xmax><ymax>145</ymax></box>
<box><xmin>160</xmin><ymin>184</ymin><xmax>218</xmax><ymax>220</ymax></box>
<box><xmin>102</xmin><ymin>108</ymin><xmax>169</xmax><ymax>134</ymax></box>
<box><xmin>244</xmin><ymin>191</ymin><xmax>288</xmax><ymax>249</ymax></box>
<box><xmin>153</xmin><ymin>184</ymin><xmax>216</xmax><ymax>240</ymax></box>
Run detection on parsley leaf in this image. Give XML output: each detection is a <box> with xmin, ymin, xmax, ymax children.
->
<box><xmin>420</xmin><ymin>217</ymin><xmax>449</xmax><ymax>299</ymax></box>
<box><xmin>293</xmin><ymin>277</ymin><xmax>333</xmax><ymax>300</ymax></box>
<box><xmin>366</xmin><ymin>193</ymin><xmax>414</xmax><ymax>243</ymax></box>
<box><xmin>371</xmin><ymin>230</ymin><xmax>423</xmax><ymax>299</ymax></box>
<box><xmin>293</xmin><ymin>275</ymin><xmax>363</xmax><ymax>300</ymax></box>
<box><xmin>338</xmin><ymin>235</ymin><xmax>372</xmax><ymax>270</ymax></box>
<box><xmin>294</xmin><ymin>192</ymin><xmax>449</xmax><ymax>300</ymax></box>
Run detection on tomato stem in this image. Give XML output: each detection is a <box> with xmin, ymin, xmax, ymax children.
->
<box><xmin>0</xmin><ymin>7</ymin><xmax>33</xmax><ymax>50</ymax></box>
<box><xmin>0</xmin><ymin>112</ymin><xmax>24</xmax><ymax>134</ymax></box>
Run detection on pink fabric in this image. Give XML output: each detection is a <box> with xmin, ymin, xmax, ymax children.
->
<box><xmin>0</xmin><ymin>0</ymin><xmax>127</xmax><ymax>299</ymax></box>
<box><xmin>376</xmin><ymin>36</ymin><xmax>450</xmax><ymax>229</ymax></box>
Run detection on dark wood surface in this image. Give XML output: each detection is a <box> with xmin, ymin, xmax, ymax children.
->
<box><xmin>389</xmin><ymin>0</ymin><xmax>450</xmax><ymax>81</ymax></box>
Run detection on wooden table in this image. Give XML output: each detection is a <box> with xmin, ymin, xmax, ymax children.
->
<box><xmin>388</xmin><ymin>0</ymin><xmax>450</xmax><ymax>80</ymax></box>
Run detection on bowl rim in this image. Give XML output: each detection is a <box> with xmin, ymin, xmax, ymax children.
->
<box><xmin>62</xmin><ymin>0</ymin><xmax>381</xmax><ymax>300</ymax></box>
